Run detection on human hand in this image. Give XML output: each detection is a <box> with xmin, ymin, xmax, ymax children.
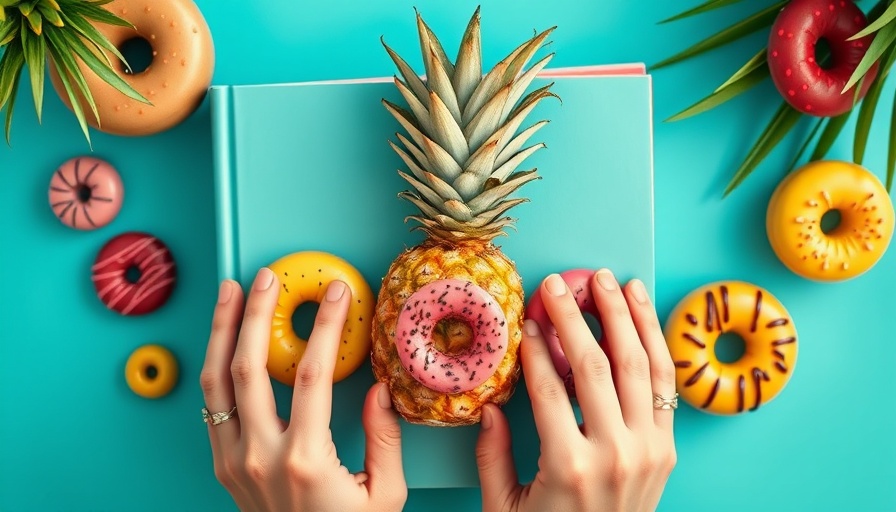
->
<box><xmin>476</xmin><ymin>269</ymin><xmax>676</xmax><ymax>512</ymax></box>
<box><xmin>200</xmin><ymin>268</ymin><xmax>407</xmax><ymax>512</ymax></box>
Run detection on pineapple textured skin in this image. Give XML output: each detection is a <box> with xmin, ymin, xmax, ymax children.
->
<box><xmin>372</xmin><ymin>239</ymin><xmax>523</xmax><ymax>426</ymax></box>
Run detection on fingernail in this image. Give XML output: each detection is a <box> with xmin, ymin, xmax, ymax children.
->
<box><xmin>630</xmin><ymin>279</ymin><xmax>648</xmax><ymax>304</ymax></box>
<box><xmin>326</xmin><ymin>280</ymin><xmax>346</xmax><ymax>302</ymax></box>
<box><xmin>377</xmin><ymin>383</ymin><xmax>393</xmax><ymax>409</ymax></box>
<box><xmin>524</xmin><ymin>319</ymin><xmax>540</xmax><ymax>337</ymax></box>
<box><xmin>480</xmin><ymin>406</ymin><xmax>493</xmax><ymax>430</ymax></box>
<box><xmin>595</xmin><ymin>269</ymin><xmax>618</xmax><ymax>291</ymax></box>
<box><xmin>217</xmin><ymin>280</ymin><xmax>233</xmax><ymax>304</ymax></box>
<box><xmin>545</xmin><ymin>273</ymin><xmax>567</xmax><ymax>296</ymax></box>
<box><xmin>254</xmin><ymin>268</ymin><xmax>275</xmax><ymax>290</ymax></box>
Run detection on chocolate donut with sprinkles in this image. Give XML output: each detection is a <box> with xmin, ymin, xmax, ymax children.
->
<box><xmin>92</xmin><ymin>232</ymin><xmax>177</xmax><ymax>315</ymax></box>
<box><xmin>664</xmin><ymin>281</ymin><xmax>798</xmax><ymax>415</ymax></box>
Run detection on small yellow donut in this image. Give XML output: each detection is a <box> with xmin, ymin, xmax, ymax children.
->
<box><xmin>766</xmin><ymin>160</ymin><xmax>894</xmax><ymax>281</ymax></box>
<box><xmin>665</xmin><ymin>281</ymin><xmax>798</xmax><ymax>415</ymax></box>
<box><xmin>267</xmin><ymin>251</ymin><xmax>375</xmax><ymax>386</ymax></box>
<box><xmin>125</xmin><ymin>344</ymin><xmax>179</xmax><ymax>398</ymax></box>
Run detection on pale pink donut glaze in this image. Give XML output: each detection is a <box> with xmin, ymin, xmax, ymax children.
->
<box><xmin>395</xmin><ymin>279</ymin><xmax>508</xmax><ymax>394</ymax></box>
<box><xmin>49</xmin><ymin>156</ymin><xmax>123</xmax><ymax>230</ymax></box>
<box><xmin>525</xmin><ymin>269</ymin><xmax>600</xmax><ymax>398</ymax></box>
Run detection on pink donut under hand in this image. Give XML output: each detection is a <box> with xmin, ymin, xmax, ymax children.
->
<box><xmin>768</xmin><ymin>0</ymin><xmax>878</xmax><ymax>117</ymax></box>
<box><xmin>49</xmin><ymin>156</ymin><xmax>124</xmax><ymax>230</ymax></box>
<box><xmin>525</xmin><ymin>269</ymin><xmax>600</xmax><ymax>398</ymax></box>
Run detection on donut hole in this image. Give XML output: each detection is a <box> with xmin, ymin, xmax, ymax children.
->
<box><xmin>821</xmin><ymin>209</ymin><xmax>842</xmax><ymax>234</ymax></box>
<box><xmin>144</xmin><ymin>364</ymin><xmax>158</xmax><ymax>380</ymax></box>
<box><xmin>76</xmin><ymin>184</ymin><xmax>92</xmax><ymax>203</ymax></box>
<box><xmin>125</xmin><ymin>265</ymin><xmax>142</xmax><ymax>284</ymax></box>
<box><xmin>119</xmin><ymin>37</ymin><xmax>154</xmax><ymax>75</ymax></box>
<box><xmin>291</xmin><ymin>302</ymin><xmax>320</xmax><ymax>340</ymax></box>
<box><xmin>432</xmin><ymin>316</ymin><xmax>473</xmax><ymax>356</ymax></box>
<box><xmin>714</xmin><ymin>332</ymin><xmax>746</xmax><ymax>364</ymax></box>
<box><xmin>815</xmin><ymin>37</ymin><xmax>833</xmax><ymax>69</ymax></box>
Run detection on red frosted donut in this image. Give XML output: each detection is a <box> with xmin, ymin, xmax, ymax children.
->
<box><xmin>525</xmin><ymin>269</ymin><xmax>600</xmax><ymax>397</ymax></box>
<box><xmin>92</xmin><ymin>232</ymin><xmax>176</xmax><ymax>315</ymax></box>
<box><xmin>768</xmin><ymin>0</ymin><xmax>878</xmax><ymax>117</ymax></box>
<box><xmin>48</xmin><ymin>156</ymin><xmax>123</xmax><ymax>230</ymax></box>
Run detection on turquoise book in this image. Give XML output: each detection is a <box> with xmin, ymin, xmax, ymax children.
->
<box><xmin>210</xmin><ymin>64</ymin><xmax>655</xmax><ymax>489</ymax></box>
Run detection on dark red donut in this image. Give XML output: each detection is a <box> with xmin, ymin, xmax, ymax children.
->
<box><xmin>92</xmin><ymin>232</ymin><xmax>176</xmax><ymax>315</ymax></box>
<box><xmin>768</xmin><ymin>0</ymin><xmax>879</xmax><ymax>117</ymax></box>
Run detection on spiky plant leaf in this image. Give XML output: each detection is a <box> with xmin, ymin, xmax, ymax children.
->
<box><xmin>20</xmin><ymin>18</ymin><xmax>45</xmax><ymax>120</ymax></box>
<box><xmin>785</xmin><ymin>118</ymin><xmax>824</xmax><ymax>172</ymax></box>
<box><xmin>843</xmin><ymin>21</ymin><xmax>896</xmax><ymax>93</ymax></box>
<box><xmin>715</xmin><ymin>48</ymin><xmax>766</xmax><ymax>91</ymax></box>
<box><xmin>810</xmin><ymin>111</ymin><xmax>852</xmax><ymax>161</ymax></box>
<box><xmin>652</xmin><ymin>1</ymin><xmax>785</xmax><ymax>70</ymax></box>
<box><xmin>452</xmin><ymin>7</ymin><xmax>481</xmax><ymax>110</ymax></box>
<box><xmin>659</xmin><ymin>0</ymin><xmax>745</xmax><ymax>24</ymax></box>
<box><xmin>850</xmin><ymin>1</ymin><xmax>896</xmax><ymax>41</ymax></box>
<box><xmin>724</xmin><ymin>102</ymin><xmax>802</xmax><ymax>196</ymax></box>
<box><xmin>667</xmin><ymin>62</ymin><xmax>769</xmax><ymax>122</ymax></box>
<box><xmin>854</xmin><ymin>42</ymin><xmax>896</xmax><ymax>164</ymax></box>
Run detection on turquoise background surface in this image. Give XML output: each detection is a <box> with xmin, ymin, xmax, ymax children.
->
<box><xmin>1</xmin><ymin>0</ymin><xmax>894</xmax><ymax>511</ymax></box>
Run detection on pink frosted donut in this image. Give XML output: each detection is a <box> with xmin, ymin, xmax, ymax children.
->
<box><xmin>525</xmin><ymin>269</ymin><xmax>600</xmax><ymax>397</ymax></box>
<box><xmin>92</xmin><ymin>232</ymin><xmax>177</xmax><ymax>315</ymax></box>
<box><xmin>48</xmin><ymin>156</ymin><xmax>123</xmax><ymax>230</ymax></box>
<box><xmin>767</xmin><ymin>0</ymin><xmax>878</xmax><ymax>117</ymax></box>
<box><xmin>396</xmin><ymin>279</ymin><xmax>508</xmax><ymax>394</ymax></box>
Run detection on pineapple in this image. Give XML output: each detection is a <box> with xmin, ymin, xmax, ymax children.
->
<box><xmin>372</xmin><ymin>8</ymin><xmax>556</xmax><ymax>426</ymax></box>
<box><xmin>0</xmin><ymin>0</ymin><xmax>148</xmax><ymax>144</ymax></box>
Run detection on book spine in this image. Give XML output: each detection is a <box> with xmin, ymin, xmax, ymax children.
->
<box><xmin>210</xmin><ymin>86</ymin><xmax>240</xmax><ymax>282</ymax></box>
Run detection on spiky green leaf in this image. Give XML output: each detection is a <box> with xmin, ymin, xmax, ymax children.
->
<box><xmin>810</xmin><ymin>111</ymin><xmax>851</xmax><ymax>161</ymax></box>
<box><xmin>454</xmin><ymin>140</ymin><xmax>499</xmax><ymax>199</ymax></box>
<box><xmin>44</xmin><ymin>25</ymin><xmax>100</xmax><ymax>122</ymax></box>
<box><xmin>785</xmin><ymin>118</ymin><xmax>823</xmax><ymax>172</ymax></box>
<box><xmin>849</xmin><ymin>1</ymin><xmax>896</xmax><ymax>40</ymax></box>
<box><xmin>495</xmin><ymin>120</ymin><xmax>549</xmax><ymax>167</ymax></box>
<box><xmin>20</xmin><ymin>20</ymin><xmax>46</xmax><ymax>121</ymax></box>
<box><xmin>37</xmin><ymin>3</ymin><xmax>63</xmax><ymax>27</ymax></box>
<box><xmin>464</xmin><ymin>83</ymin><xmax>511</xmax><ymax>153</ymax></box>
<box><xmin>491</xmin><ymin>143</ymin><xmax>545</xmax><ymax>183</ymax></box>
<box><xmin>64</xmin><ymin>0</ymin><xmax>132</xmax><ymax>28</ymax></box>
<box><xmin>843</xmin><ymin>21</ymin><xmax>896</xmax><ymax>93</ymax></box>
<box><xmin>393</xmin><ymin>77</ymin><xmax>432</xmax><ymax>135</ymax></box>
<box><xmin>715</xmin><ymin>48</ymin><xmax>766</xmax><ymax>91</ymax></box>
<box><xmin>452</xmin><ymin>7</ymin><xmax>481</xmax><ymax>111</ymax></box>
<box><xmin>60</xmin><ymin>10</ymin><xmax>127</xmax><ymax>69</ymax></box>
<box><xmin>854</xmin><ymin>43</ymin><xmax>896</xmax><ymax>163</ymax></box>
<box><xmin>652</xmin><ymin>1</ymin><xmax>786</xmax><ymax>70</ymax></box>
<box><xmin>389</xmin><ymin>140</ymin><xmax>428</xmax><ymax>183</ymax></box>
<box><xmin>724</xmin><ymin>102</ymin><xmax>802</xmax><ymax>196</ymax></box>
<box><xmin>667</xmin><ymin>63</ymin><xmax>769</xmax><ymax>122</ymax></box>
<box><xmin>659</xmin><ymin>0</ymin><xmax>745</xmax><ymax>24</ymax></box>
<box><xmin>24</xmin><ymin>9</ymin><xmax>43</xmax><ymax>35</ymax></box>
<box><xmin>396</xmin><ymin>132</ymin><xmax>431</xmax><ymax>170</ymax></box>
<box><xmin>45</xmin><ymin>45</ymin><xmax>91</xmax><ymax>145</ymax></box>
<box><xmin>0</xmin><ymin>42</ymin><xmax>25</xmax><ymax>111</ymax></box>
<box><xmin>2</xmin><ymin>57</ymin><xmax>22</xmax><ymax>144</ymax></box>
<box><xmin>57</xmin><ymin>26</ymin><xmax>148</xmax><ymax>103</ymax></box>
<box><xmin>468</xmin><ymin>169</ymin><xmax>539</xmax><ymax>214</ymax></box>
<box><xmin>382</xmin><ymin>38</ymin><xmax>429</xmax><ymax>108</ymax></box>
<box><xmin>416</xmin><ymin>10</ymin><xmax>454</xmax><ymax>79</ymax></box>
<box><xmin>425</xmin><ymin>47</ymin><xmax>462</xmax><ymax>124</ymax></box>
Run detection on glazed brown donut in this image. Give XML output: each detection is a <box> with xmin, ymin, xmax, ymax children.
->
<box><xmin>50</xmin><ymin>0</ymin><xmax>214</xmax><ymax>136</ymax></box>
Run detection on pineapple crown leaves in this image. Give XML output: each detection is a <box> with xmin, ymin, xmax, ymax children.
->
<box><xmin>382</xmin><ymin>7</ymin><xmax>558</xmax><ymax>242</ymax></box>
<box><xmin>653</xmin><ymin>0</ymin><xmax>896</xmax><ymax>194</ymax></box>
<box><xmin>0</xmin><ymin>0</ymin><xmax>151</xmax><ymax>146</ymax></box>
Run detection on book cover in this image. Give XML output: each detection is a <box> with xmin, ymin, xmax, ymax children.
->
<box><xmin>210</xmin><ymin>65</ymin><xmax>655</xmax><ymax>488</ymax></box>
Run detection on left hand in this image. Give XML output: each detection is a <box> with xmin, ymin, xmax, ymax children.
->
<box><xmin>199</xmin><ymin>267</ymin><xmax>407</xmax><ymax>512</ymax></box>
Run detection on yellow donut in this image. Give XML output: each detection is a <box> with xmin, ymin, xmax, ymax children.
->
<box><xmin>49</xmin><ymin>0</ymin><xmax>215</xmax><ymax>136</ymax></box>
<box><xmin>766</xmin><ymin>160</ymin><xmax>894</xmax><ymax>281</ymax></box>
<box><xmin>125</xmin><ymin>344</ymin><xmax>178</xmax><ymax>398</ymax></box>
<box><xmin>267</xmin><ymin>251</ymin><xmax>374</xmax><ymax>386</ymax></box>
<box><xmin>664</xmin><ymin>281</ymin><xmax>798</xmax><ymax>415</ymax></box>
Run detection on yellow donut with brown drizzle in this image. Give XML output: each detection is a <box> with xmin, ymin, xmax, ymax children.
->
<box><xmin>767</xmin><ymin>160</ymin><xmax>894</xmax><ymax>281</ymax></box>
<box><xmin>664</xmin><ymin>281</ymin><xmax>798</xmax><ymax>415</ymax></box>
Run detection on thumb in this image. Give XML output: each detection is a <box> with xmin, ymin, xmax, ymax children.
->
<box><xmin>476</xmin><ymin>404</ymin><xmax>520</xmax><ymax>510</ymax></box>
<box><xmin>362</xmin><ymin>383</ymin><xmax>407</xmax><ymax>507</ymax></box>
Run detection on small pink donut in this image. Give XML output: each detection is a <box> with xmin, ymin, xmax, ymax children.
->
<box><xmin>525</xmin><ymin>269</ymin><xmax>600</xmax><ymax>397</ymax></box>
<box><xmin>48</xmin><ymin>156</ymin><xmax>123</xmax><ymax>230</ymax></box>
<box><xmin>395</xmin><ymin>279</ymin><xmax>508</xmax><ymax>394</ymax></box>
<box><xmin>767</xmin><ymin>0</ymin><xmax>878</xmax><ymax>117</ymax></box>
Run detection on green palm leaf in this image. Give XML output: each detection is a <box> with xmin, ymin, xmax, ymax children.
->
<box><xmin>659</xmin><ymin>0</ymin><xmax>746</xmax><ymax>24</ymax></box>
<box><xmin>666</xmin><ymin>62</ymin><xmax>769</xmax><ymax>121</ymax></box>
<box><xmin>652</xmin><ymin>1</ymin><xmax>785</xmax><ymax>70</ymax></box>
<box><xmin>854</xmin><ymin>43</ymin><xmax>896</xmax><ymax>164</ymax></box>
<box><xmin>810</xmin><ymin>111</ymin><xmax>851</xmax><ymax>161</ymax></box>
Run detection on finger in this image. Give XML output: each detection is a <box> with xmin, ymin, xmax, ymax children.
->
<box><xmin>623</xmin><ymin>279</ymin><xmax>677</xmax><ymax>432</ymax></box>
<box><xmin>520</xmin><ymin>319</ymin><xmax>580</xmax><ymax>446</ymax></box>
<box><xmin>590</xmin><ymin>269</ymin><xmax>653</xmax><ymax>430</ymax></box>
<box><xmin>289</xmin><ymin>280</ymin><xmax>350</xmax><ymax>441</ymax></box>
<box><xmin>231</xmin><ymin>267</ymin><xmax>280</xmax><ymax>436</ymax></box>
<box><xmin>540</xmin><ymin>274</ymin><xmax>624</xmax><ymax>436</ymax></box>
<box><xmin>362</xmin><ymin>383</ymin><xmax>407</xmax><ymax>508</ymax></box>
<box><xmin>475</xmin><ymin>404</ymin><xmax>521</xmax><ymax>512</ymax></box>
<box><xmin>200</xmin><ymin>280</ymin><xmax>245</xmax><ymax>450</ymax></box>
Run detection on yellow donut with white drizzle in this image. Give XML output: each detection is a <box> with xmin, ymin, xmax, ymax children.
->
<box><xmin>266</xmin><ymin>251</ymin><xmax>374</xmax><ymax>386</ymax></box>
<box><xmin>766</xmin><ymin>160</ymin><xmax>894</xmax><ymax>281</ymax></box>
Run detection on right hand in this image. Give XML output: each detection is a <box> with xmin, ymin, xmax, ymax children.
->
<box><xmin>475</xmin><ymin>269</ymin><xmax>677</xmax><ymax>511</ymax></box>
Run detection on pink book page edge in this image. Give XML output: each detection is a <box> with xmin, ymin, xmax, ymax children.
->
<box><xmin>238</xmin><ymin>63</ymin><xmax>647</xmax><ymax>88</ymax></box>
